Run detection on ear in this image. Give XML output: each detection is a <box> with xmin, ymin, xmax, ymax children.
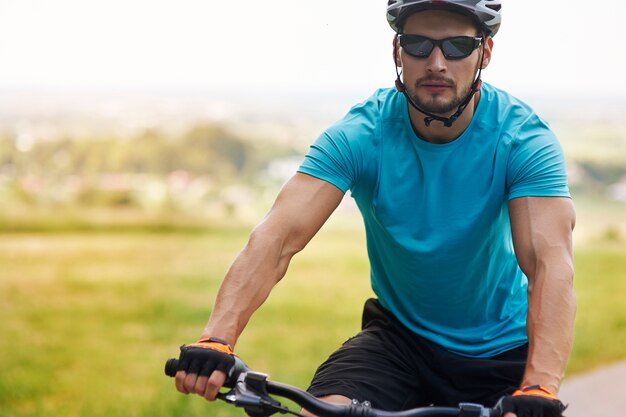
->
<box><xmin>393</xmin><ymin>35</ymin><xmax>402</xmax><ymax>67</ymax></box>
<box><xmin>481</xmin><ymin>36</ymin><xmax>494</xmax><ymax>69</ymax></box>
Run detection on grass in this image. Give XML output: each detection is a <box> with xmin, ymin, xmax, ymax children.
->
<box><xmin>567</xmin><ymin>242</ymin><xmax>626</xmax><ymax>374</ymax></box>
<box><xmin>0</xmin><ymin>204</ymin><xmax>624</xmax><ymax>416</ymax></box>
<box><xmin>0</xmin><ymin>223</ymin><xmax>372</xmax><ymax>417</ymax></box>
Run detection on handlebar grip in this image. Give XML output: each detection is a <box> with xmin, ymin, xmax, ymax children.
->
<box><xmin>163</xmin><ymin>356</ymin><xmax>248</xmax><ymax>388</ymax></box>
<box><xmin>164</xmin><ymin>358</ymin><xmax>179</xmax><ymax>377</ymax></box>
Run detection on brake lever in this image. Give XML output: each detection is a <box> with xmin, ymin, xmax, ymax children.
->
<box><xmin>218</xmin><ymin>371</ymin><xmax>284</xmax><ymax>417</ymax></box>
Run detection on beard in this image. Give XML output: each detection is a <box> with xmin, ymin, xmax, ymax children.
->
<box><xmin>407</xmin><ymin>75</ymin><xmax>474</xmax><ymax>115</ymax></box>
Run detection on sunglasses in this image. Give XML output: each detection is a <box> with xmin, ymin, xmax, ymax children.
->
<box><xmin>398</xmin><ymin>35</ymin><xmax>483</xmax><ymax>60</ymax></box>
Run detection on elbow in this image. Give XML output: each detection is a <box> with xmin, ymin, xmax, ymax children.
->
<box><xmin>245</xmin><ymin>224</ymin><xmax>304</xmax><ymax>275</ymax></box>
<box><xmin>523</xmin><ymin>253</ymin><xmax>575</xmax><ymax>297</ymax></box>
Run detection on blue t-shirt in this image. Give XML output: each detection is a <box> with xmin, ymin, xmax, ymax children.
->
<box><xmin>298</xmin><ymin>83</ymin><xmax>570</xmax><ymax>358</ymax></box>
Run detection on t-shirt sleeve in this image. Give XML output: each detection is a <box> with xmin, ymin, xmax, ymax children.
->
<box><xmin>297</xmin><ymin>100</ymin><xmax>377</xmax><ymax>193</ymax></box>
<box><xmin>506</xmin><ymin>114</ymin><xmax>571</xmax><ymax>200</ymax></box>
<box><xmin>297</xmin><ymin>129</ymin><xmax>356</xmax><ymax>193</ymax></box>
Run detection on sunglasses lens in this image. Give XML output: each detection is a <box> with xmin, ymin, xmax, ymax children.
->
<box><xmin>442</xmin><ymin>37</ymin><xmax>477</xmax><ymax>58</ymax></box>
<box><xmin>400</xmin><ymin>36</ymin><xmax>434</xmax><ymax>58</ymax></box>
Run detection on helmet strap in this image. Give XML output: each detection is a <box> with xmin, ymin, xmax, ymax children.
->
<box><xmin>394</xmin><ymin>35</ymin><xmax>485</xmax><ymax>128</ymax></box>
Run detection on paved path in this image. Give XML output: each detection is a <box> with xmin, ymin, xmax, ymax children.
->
<box><xmin>559</xmin><ymin>360</ymin><xmax>626</xmax><ymax>416</ymax></box>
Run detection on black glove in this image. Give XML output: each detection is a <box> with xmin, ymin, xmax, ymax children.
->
<box><xmin>177</xmin><ymin>337</ymin><xmax>236</xmax><ymax>377</ymax></box>
<box><xmin>496</xmin><ymin>385</ymin><xmax>567</xmax><ymax>417</ymax></box>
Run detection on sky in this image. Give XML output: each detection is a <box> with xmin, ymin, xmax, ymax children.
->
<box><xmin>0</xmin><ymin>0</ymin><xmax>625</xmax><ymax>100</ymax></box>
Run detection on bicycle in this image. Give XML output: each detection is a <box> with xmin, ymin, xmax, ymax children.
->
<box><xmin>164</xmin><ymin>356</ymin><xmax>501</xmax><ymax>417</ymax></box>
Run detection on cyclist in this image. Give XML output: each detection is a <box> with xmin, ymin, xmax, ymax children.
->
<box><xmin>173</xmin><ymin>2</ymin><xmax>575</xmax><ymax>417</ymax></box>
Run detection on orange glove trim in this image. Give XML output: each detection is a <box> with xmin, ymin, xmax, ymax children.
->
<box><xmin>189</xmin><ymin>338</ymin><xmax>235</xmax><ymax>355</ymax></box>
<box><xmin>513</xmin><ymin>385</ymin><xmax>558</xmax><ymax>401</ymax></box>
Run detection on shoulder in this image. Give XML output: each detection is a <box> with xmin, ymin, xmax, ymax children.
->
<box><xmin>325</xmin><ymin>88</ymin><xmax>401</xmax><ymax>136</ymax></box>
<box><xmin>318</xmin><ymin>88</ymin><xmax>403</xmax><ymax>155</ymax></box>
<box><xmin>475</xmin><ymin>83</ymin><xmax>561</xmax><ymax>159</ymax></box>
<box><xmin>300</xmin><ymin>89</ymin><xmax>401</xmax><ymax>192</ymax></box>
<box><xmin>478</xmin><ymin>83</ymin><xmax>554</xmax><ymax>140</ymax></box>
<box><xmin>479</xmin><ymin>86</ymin><xmax>570</xmax><ymax>197</ymax></box>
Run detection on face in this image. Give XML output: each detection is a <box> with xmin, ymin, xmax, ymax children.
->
<box><xmin>395</xmin><ymin>10</ymin><xmax>493</xmax><ymax>116</ymax></box>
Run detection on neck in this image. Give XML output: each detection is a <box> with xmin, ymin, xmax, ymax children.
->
<box><xmin>408</xmin><ymin>90</ymin><xmax>481</xmax><ymax>144</ymax></box>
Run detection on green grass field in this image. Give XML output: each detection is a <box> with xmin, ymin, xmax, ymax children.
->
<box><xmin>1</xmin><ymin>205</ymin><xmax>625</xmax><ymax>417</ymax></box>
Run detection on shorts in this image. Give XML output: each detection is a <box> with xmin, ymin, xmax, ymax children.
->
<box><xmin>307</xmin><ymin>298</ymin><xmax>527</xmax><ymax>410</ymax></box>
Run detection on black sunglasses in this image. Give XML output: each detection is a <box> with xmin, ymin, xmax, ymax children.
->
<box><xmin>398</xmin><ymin>35</ymin><xmax>483</xmax><ymax>60</ymax></box>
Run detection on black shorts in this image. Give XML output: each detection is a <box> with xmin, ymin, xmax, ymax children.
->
<box><xmin>307</xmin><ymin>298</ymin><xmax>527</xmax><ymax>410</ymax></box>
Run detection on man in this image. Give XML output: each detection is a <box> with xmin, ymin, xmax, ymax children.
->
<box><xmin>173</xmin><ymin>2</ymin><xmax>575</xmax><ymax>417</ymax></box>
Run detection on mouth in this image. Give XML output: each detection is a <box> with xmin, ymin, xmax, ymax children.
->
<box><xmin>420</xmin><ymin>80</ymin><xmax>452</xmax><ymax>90</ymax></box>
<box><xmin>421</xmin><ymin>85</ymin><xmax>451</xmax><ymax>95</ymax></box>
<box><xmin>418</xmin><ymin>79</ymin><xmax>454</xmax><ymax>94</ymax></box>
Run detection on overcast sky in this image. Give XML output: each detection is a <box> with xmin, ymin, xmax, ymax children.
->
<box><xmin>0</xmin><ymin>0</ymin><xmax>624</xmax><ymax>100</ymax></box>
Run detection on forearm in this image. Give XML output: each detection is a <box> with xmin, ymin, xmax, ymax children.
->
<box><xmin>509</xmin><ymin>196</ymin><xmax>577</xmax><ymax>394</ymax></box>
<box><xmin>200</xmin><ymin>225</ymin><xmax>297</xmax><ymax>346</ymax></box>
<box><xmin>523</xmin><ymin>254</ymin><xmax>576</xmax><ymax>393</ymax></box>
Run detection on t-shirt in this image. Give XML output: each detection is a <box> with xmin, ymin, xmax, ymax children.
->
<box><xmin>298</xmin><ymin>83</ymin><xmax>570</xmax><ymax>358</ymax></box>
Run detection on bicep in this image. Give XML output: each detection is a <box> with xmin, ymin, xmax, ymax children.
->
<box><xmin>255</xmin><ymin>172</ymin><xmax>345</xmax><ymax>255</ymax></box>
<box><xmin>509</xmin><ymin>196</ymin><xmax>576</xmax><ymax>279</ymax></box>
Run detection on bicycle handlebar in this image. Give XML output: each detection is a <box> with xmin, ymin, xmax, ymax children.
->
<box><xmin>164</xmin><ymin>357</ymin><xmax>501</xmax><ymax>417</ymax></box>
<box><xmin>165</xmin><ymin>356</ymin><xmax>248</xmax><ymax>388</ymax></box>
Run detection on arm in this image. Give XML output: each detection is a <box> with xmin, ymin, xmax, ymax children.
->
<box><xmin>176</xmin><ymin>172</ymin><xmax>345</xmax><ymax>398</ymax></box>
<box><xmin>509</xmin><ymin>196</ymin><xmax>576</xmax><ymax>395</ymax></box>
<box><xmin>203</xmin><ymin>172</ymin><xmax>345</xmax><ymax>345</ymax></box>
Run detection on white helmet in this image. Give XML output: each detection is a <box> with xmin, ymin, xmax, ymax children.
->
<box><xmin>387</xmin><ymin>0</ymin><xmax>502</xmax><ymax>37</ymax></box>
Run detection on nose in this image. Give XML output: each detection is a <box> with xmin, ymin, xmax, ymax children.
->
<box><xmin>425</xmin><ymin>45</ymin><xmax>447</xmax><ymax>73</ymax></box>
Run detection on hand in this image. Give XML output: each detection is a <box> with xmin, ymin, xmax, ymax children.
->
<box><xmin>496</xmin><ymin>385</ymin><xmax>567</xmax><ymax>417</ymax></box>
<box><xmin>174</xmin><ymin>337</ymin><xmax>236</xmax><ymax>401</ymax></box>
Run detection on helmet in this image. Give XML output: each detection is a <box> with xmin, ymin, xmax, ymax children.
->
<box><xmin>387</xmin><ymin>0</ymin><xmax>502</xmax><ymax>37</ymax></box>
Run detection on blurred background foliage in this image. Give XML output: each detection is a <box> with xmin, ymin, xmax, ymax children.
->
<box><xmin>0</xmin><ymin>122</ymin><xmax>304</xmax><ymax>231</ymax></box>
